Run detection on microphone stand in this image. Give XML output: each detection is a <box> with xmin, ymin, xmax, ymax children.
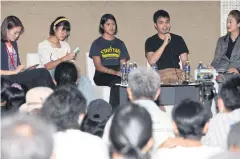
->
<box><xmin>169</xmin><ymin>38</ymin><xmax>181</xmax><ymax>84</ymax></box>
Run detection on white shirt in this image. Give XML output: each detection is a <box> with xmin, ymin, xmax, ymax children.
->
<box><xmin>201</xmin><ymin>109</ymin><xmax>240</xmax><ymax>149</ymax></box>
<box><xmin>102</xmin><ymin>99</ymin><xmax>174</xmax><ymax>151</ymax></box>
<box><xmin>152</xmin><ymin>146</ymin><xmax>223</xmax><ymax>159</ymax></box>
<box><xmin>38</xmin><ymin>40</ymin><xmax>71</xmax><ymax>68</ymax></box>
<box><xmin>53</xmin><ymin>129</ymin><xmax>109</xmax><ymax>159</ymax></box>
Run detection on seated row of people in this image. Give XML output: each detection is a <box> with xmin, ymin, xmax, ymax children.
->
<box><xmin>2</xmin><ymin>66</ymin><xmax>240</xmax><ymax>159</ymax></box>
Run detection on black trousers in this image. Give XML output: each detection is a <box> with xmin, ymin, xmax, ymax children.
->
<box><xmin>94</xmin><ymin>70</ymin><xmax>121</xmax><ymax>113</ymax></box>
<box><xmin>3</xmin><ymin>68</ymin><xmax>55</xmax><ymax>89</ymax></box>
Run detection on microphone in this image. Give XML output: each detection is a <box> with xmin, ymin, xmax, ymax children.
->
<box><xmin>165</xmin><ymin>28</ymin><xmax>181</xmax><ymax>84</ymax></box>
<box><xmin>164</xmin><ymin>28</ymin><xmax>171</xmax><ymax>43</ymax></box>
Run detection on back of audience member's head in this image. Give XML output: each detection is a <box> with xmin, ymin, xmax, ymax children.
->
<box><xmin>172</xmin><ymin>99</ymin><xmax>210</xmax><ymax>140</ymax></box>
<box><xmin>1</xmin><ymin>77</ymin><xmax>12</xmax><ymax>95</ymax></box>
<box><xmin>218</xmin><ymin>76</ymin><xmax>240</xmax><ymax>112</ymax></box>
<box><xmin>1</xmin><ymin>83</ymin><xmax>27</xmax><ymax>114</ymax></box>
<box><xmin>127</xmin><ymin>67</ymin><xmax>161</xmax><ymax>101</ymax></box>
<box><xmin>1</xmin><ymin>113</ymin><xmax>55</xmax><ymax>159</ymax></box>
<box><xmin>228</xmin><ymin>121</ymin><xmax>240</xmax><ymax>152</ymax></box>
<box><xmin>54</xmin><ymin>61</ymin><xmax>78</xmax><ymax>86</ymax></box>
<box><xmin>110</xmin><ymin>103</ymin><xmax>153</xmax><ymax>159</ymax></box>
<box><xmin>1</xmin><ymin>77</ymin><xmax>11</xmax><ymax>107</ymax></box>
<box><xmin>19</xmin><ymin>87</ymin><xmax>53</xmax><ymax>114</ymax></box>
<box><xmin>80</xmin><ymin>99</ymin><xmax>112</xmax><ymax>137</ymax></box>
<box><xmin>41</xmin><ymin>84</ymin><xmax>86</xmax><ymax>131</ymax></box>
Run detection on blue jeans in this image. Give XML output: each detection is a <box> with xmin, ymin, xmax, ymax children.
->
<box><xmin>77</xmin><ymin>76</ymin><xmax>95</xmax><ymax>105</ymax></box>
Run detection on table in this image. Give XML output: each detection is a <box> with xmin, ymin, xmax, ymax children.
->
<box><xmin>119</xmin><ymin>83</ymin><xmax>201</xmax><ymax>106</ymax></box>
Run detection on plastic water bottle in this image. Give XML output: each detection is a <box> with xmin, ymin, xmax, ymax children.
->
<box><xmin>133</xmin><ymin>62</ymin><xmax>138</xmax><ymax>69</ymax></box>
<box><xmin>151</xmin><ymin>63</ymin><xmax>158</xmax><ymax>71</ymax></box>
<box><xmin>128</xmin><ymin>63</ymin><xmax>133</xmax><ymax>73</ymax></box>
<box><xmin>197</xmin><ymin>61</ymin><xmax>204</xmax><ymax>69</ymax></box>
<box><xmin>121</xmin><ymin>63</ymin><xmax>127</xmax><ymax>85</ymax></box>
<box><xmin>184</xmin><ymin>61</ymin><xmax>191</xmax><ymax>82</ymax></box>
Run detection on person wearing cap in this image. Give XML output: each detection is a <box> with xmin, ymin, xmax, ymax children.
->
<box><xmin>80</xmin><ymin>99</ymin><xmax>112</xmax><ymax>137</ymax></box>
<box><xmin>19</xmin><ymin>87</ymin><xmax>53</xmax><ymax>114</ymax></box>
<box><xmin>41</xmin><ymin>85</ymin><xmax>109</xmax><ymax>159</ymax></box>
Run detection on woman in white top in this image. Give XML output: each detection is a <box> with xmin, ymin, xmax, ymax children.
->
<box><xmin>38</xmin><ymin>16</ymin><xmax>94</xmax><ymax>104</ymax></box>
<box><xmin>38</xmin><ymin>16</ymin><xmax>75</xmax><ymax>75</ymax></box>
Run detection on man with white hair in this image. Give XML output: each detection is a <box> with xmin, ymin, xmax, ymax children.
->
<box><xmin>103</xmin><ymin>67</ymin><xmax>174</xmax><ymax>151</ymax></box>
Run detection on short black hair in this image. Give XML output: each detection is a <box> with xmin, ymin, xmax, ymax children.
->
<box><xmin>49</xmin><ymin>16</ymin><xmax>71</xmax><ymax>37</ymax></box>
<box><xmin>99</xmin><ymin>14</ymin><xmax>118</xmax><ymax>35</ymax></box>
<box><xmin>1</xmin><ymin>84</ymin><xmax>27</xmax><ymax>114</ymax></box>
<box><xmin>41</xmin><ymin>84</ymin><xmax>86</xmax><ymax>131</ymax></box>
<box><xmin>219</xmin><ymin>76</ymin><xmax>240</xmax><ymax>111</ymax></box>
<box><xmin>1</xmin><ymin>77</ymin><xmax>12</xmax><ymax>96</ymax></box>
<box><xmin>172</xmin><ymin>99</ymin><xmax>210</xmax><ymax>140</ymax></box>
<box><xmin>153</xmin><ymin>10</ymin><xmax>170</xmax><ymax>23</ymax></box>
<box><xmin>110</xmin><ymin>103</ymin><xmax>152</xmax><ymax>158</ymax></box>
<box><xmin>54</xmin><ymin>61</ymin><xmax>78</xmax><ymax>86</ymax></box>
<box><xmin>1</xmin><ymin>15</ymin><xmax>24</xmax><ymax>41</ymax></box>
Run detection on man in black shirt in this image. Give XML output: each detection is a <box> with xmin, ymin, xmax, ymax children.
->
<box><xmin>145</xmin><ymin>10</ymin><xmax>189</xmax><ymax>83</ymax></box>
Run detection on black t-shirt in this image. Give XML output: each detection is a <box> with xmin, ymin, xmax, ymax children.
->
<box><xmin>145</xmin><ymin>33</ymin><xmax>189</xmax><ymax>70</ymax></box>
<box><xmin>225</xmin><ymin>36</ymin><xmax>239</xmax><ymax>59</ymax></box>
<box><xmin>89</xmin><ymin>36</ymin><xmax>130</xmax><ymax>70</ymax></box>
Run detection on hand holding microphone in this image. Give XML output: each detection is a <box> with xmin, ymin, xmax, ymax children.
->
<box><xmin>163</xmin><ymin>28</ymin><xmax>171</xmax><ymax>47</ymax></box>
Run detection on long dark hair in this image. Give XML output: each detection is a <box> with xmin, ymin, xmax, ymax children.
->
<box><xmin>2</xmin><ymin>85</ymin><xmax>27</xmax><ymax>113</ymax></box>
<box><xmin>110</xmin><ymin>103</ymin><xmax>152</xmax><ymax>159</ymax></box>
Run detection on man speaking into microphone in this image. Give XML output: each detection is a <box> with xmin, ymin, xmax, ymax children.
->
<box><xmin>145</xmin><ymin>10</ymin><xmax>189</xmax><ymax>84</ymax></box>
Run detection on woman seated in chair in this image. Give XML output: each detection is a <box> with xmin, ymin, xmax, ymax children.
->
<box><xmin>1</xmin><ymin>16</ymin><xmax>55</xmax><ymax>89</ymax></box>
<box><xmin>38</xmin><ymin>16</ymin><xmax>75</xmax><ymax>76</ymax></box>
<box><xmin>211</xmin><ymin>10</ymin><xmax>240</xmax><ymax>74</ymax></box>
<box><xmin>38</xmin><ymin>16</ymin><xmax>94</xmax><ymax>103</ymax></box>
<box><xmin>89</xmin><ymin>14</ymin><xmax>130</xmax><ymax>110</ymax></box>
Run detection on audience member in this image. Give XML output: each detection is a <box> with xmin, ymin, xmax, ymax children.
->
<box><xmin>228</xmin><ymin>121</ymin><xmax>240</xmax><ymax>152</ymax></box>
<box><xmin>153</xmin><ymin>100</ymin><xmax>223</xmax><ymax>159</ymax></box>
<box><xmin>1</xmin><ymin>77</ymin><xmax>12</xmax><ymax>112</ymax></box>
<box><xmin>19</xmin><ymin>87</ymin><xmax>53</xmax><ymax>114</ymax></box>
<box><xmin>80</xmin><ymin>99</ymin><xmax>112</xmax><ymax>137</ymax></box>
<box><xmin>54</xmin><ymin>61</ymin><xmax>94</xmax><ymax>105</ymax></box>
<box><xmin>1</xmin><ymin>82</ymin><xmax>27</xmax><ymax>115</ymax></box>
<box><xmin>1</xmin><ymin>113</ymin><xmax>55</xmax><ymax>159</ymax></box>
<box><xmin>110</xmin><ymin>103</ymin><xmax>153</xmax><ymax>159</ymax></box>
<box><xmin>41</xmin><ymin>84</ymin><xmax>109</xmax><ymax>159</ymax></box>
<box><xmin>103</xmin><ymin>67</ymin><xmax>174</xmax><ymax>151</ymax></box>
<box><xmin>201</xmin><ymin>76</ymin><xmax>240</xmax><ymax>149</ymax></box>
